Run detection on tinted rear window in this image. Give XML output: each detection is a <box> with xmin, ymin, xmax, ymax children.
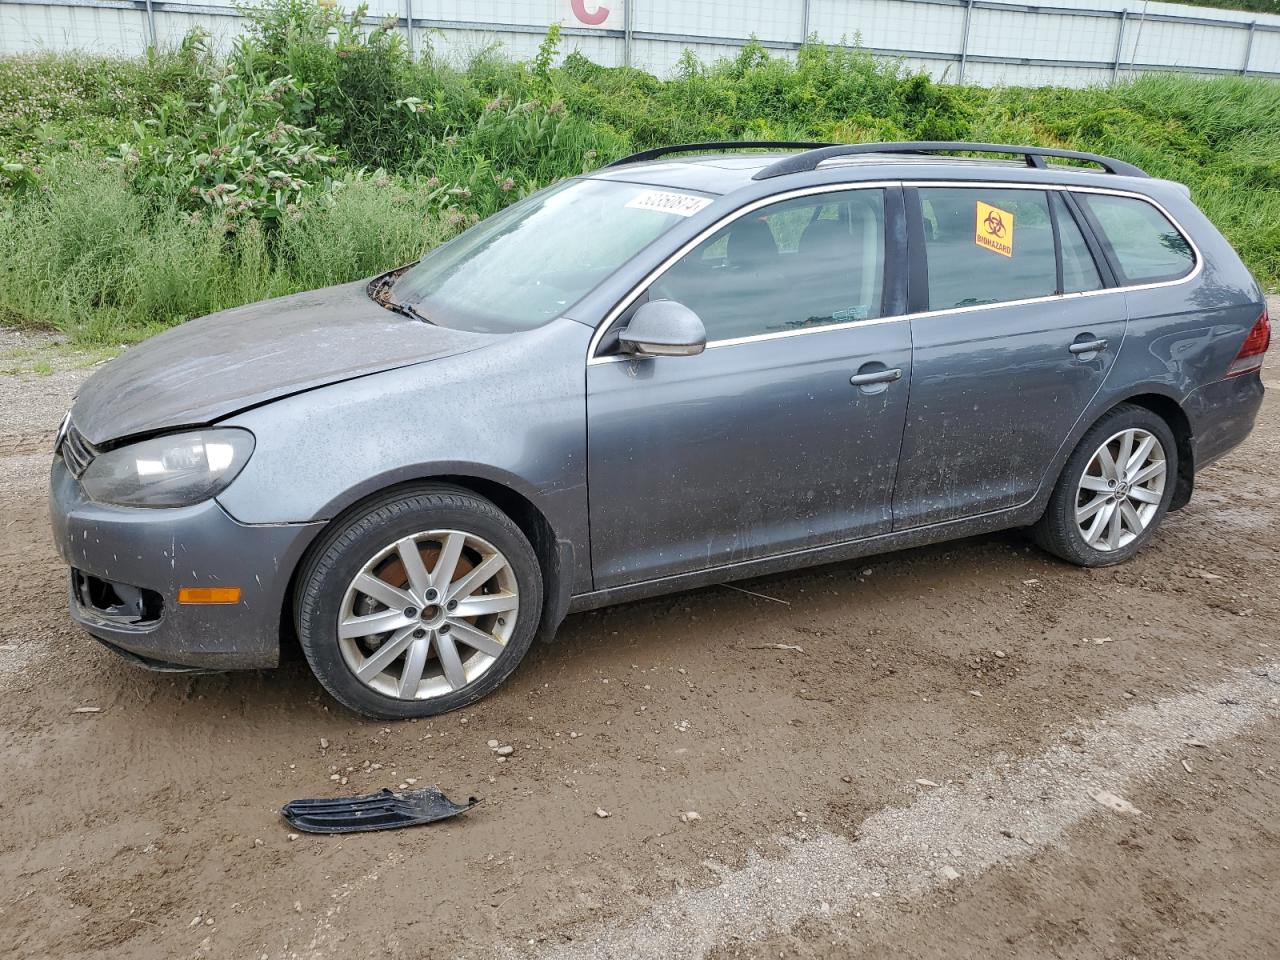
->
<box><xmin>1075</xmin><ymin>193</ymin><xmax>1195</xmax><ymax>285</ymax></box>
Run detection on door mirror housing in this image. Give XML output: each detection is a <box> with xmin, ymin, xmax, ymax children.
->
<box><xmin>617</xmin><ymin>300</ymin><xmax>706</xmax><ymax>358</ymax></box>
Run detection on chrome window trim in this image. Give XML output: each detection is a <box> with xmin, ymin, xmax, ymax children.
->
<box><xmin>586</xmin><ymin>180</ymin><xmax>1202</xmax><ymax>364</ymax></box>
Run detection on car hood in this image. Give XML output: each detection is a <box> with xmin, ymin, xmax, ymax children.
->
<box><xmin>72</xmin><ymin>280</ymin><xmax>492</xmax><ymax>446</ymax></box>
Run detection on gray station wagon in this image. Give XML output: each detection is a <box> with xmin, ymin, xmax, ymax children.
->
<box><xmin>50</xmin><ymin>141</ymin><xmax>1269</xmax><ymax>718</ymax></box>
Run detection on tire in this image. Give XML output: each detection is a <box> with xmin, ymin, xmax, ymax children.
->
<box><xmin>295</xmin><ymin>484</ymin><xmax>543</xmax><ymax>719</ymax></box>
<box><xmin>1033</xmin><ymin>403</ymin><xmax>1178</xmax><ymax>568</ymax></box>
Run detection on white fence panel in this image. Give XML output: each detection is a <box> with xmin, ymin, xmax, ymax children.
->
<box><xmin>2</xmin><ymin>0</ymin><xmax>1279</xmax><ymax>86</ymax></box>
<box><xmin>812</xmin><ymin>0</ymin><xmax>970</xmax><ymax>55</ymax></box>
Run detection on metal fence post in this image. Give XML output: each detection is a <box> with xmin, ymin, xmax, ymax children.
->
<box><xmin>1242</xmin><ymin>21</ymin><xmax>1256</xmax><ymax>76</ymax></box>
<box><xmin>800</xmin><ymin>0</ymin><xmax>810</xmax><ymax>47</ymax></box>
<box><xmin>405</xmin><ymin>0</ymin><xmax>414</xmax><ymax>59</ymax></box>
<box><xmin>623</xmin><ymin>0</ymin><xmax>634</xmax><ymax>68</ymax></box>
<box><xmin>1128</xmin><ymin>0</ymin><xmax>1149</xmax><ymax>74</ymax></box>
<box><xmin>1111</xmin><ymin>9</ymin><xmax>1127</xmax><ymax>82</ymax></box>
<box><xmin>957</xmin><ymin>0</ymin><xmax>974</xmax><ymax>84</ymax></box>
<box><xmin>143</xmin><ymin>0</ymin><xmax>156</xmax><ymax>48</ymax></box>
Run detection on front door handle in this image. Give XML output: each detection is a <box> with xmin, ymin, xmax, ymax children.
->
<box><xmin>849</xmin><ymin>368</ymin><xmax>903</xmax><ymax>386</ymax></box>
<box><xmin>1069</xmin><ymin>338</ymin><xmax>1108</xmax><ymax>355</ymax></box>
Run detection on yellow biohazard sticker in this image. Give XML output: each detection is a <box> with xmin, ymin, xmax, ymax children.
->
<box><xmin>975</xmin><ymin>201</ymin><xmax>1014</xmax><ymax>257</ymax></box>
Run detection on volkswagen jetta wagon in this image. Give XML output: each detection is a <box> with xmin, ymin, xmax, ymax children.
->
<box><xmin>50</xmin><ymin>141</ymin><xmax>1269</xmax><ymax>718</ymax></box>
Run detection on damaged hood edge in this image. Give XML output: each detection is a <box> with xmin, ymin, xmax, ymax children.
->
<box><xmin>95</xmin><ymin>351</ymin><xmax>487</xmax><ymax>449</ymax></box>
<box><xmin>71</xmin><ymin>280</ymin><xmax>499</xmax><ymax>447</ymax></box>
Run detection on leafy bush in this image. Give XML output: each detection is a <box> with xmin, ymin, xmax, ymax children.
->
<box><xmin>241</xmin><ymin>0</ymin><xmax>439</xmax><ymax>167</ymax></box>
<box><xmin>0</xmin><ymin>34</ymin><xmax>210</xmax><ymax>155</ymax></box>
<box><xmin>121</xmin><ymin>65</ymin><xmax>336</xmax><ymax>224</ymax></box>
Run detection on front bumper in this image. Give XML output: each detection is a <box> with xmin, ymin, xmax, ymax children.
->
<box><xmin>50</xmin><ymin>456</ymin><xmax>324</xmax><ymax>669</ymax></box>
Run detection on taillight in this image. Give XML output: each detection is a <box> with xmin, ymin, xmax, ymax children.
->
<box><xmin>1226</xmin><ymin>308</ymin><xmax>1271</xmax><ymax>378</ymax></box>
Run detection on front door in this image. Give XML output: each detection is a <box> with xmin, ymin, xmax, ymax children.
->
<box><xmin>586</xmin><ymin>186</ymin><xmax>912</xmax><ymax>589</ymax></box>
<box><xmin>892</xmin><ymin>185</ymin><xmax>1127</xmax><ymax>529</ymax></box>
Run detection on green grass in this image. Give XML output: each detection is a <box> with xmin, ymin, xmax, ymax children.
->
<box><xmin>0</xmin><ymin>337</ymin><xmax>118</xmax><ymax>376</ymax></box>
<box><xmin>1</xmin><ymin>3</ymin><xmax>1278</xmax><ymax>346</ymax></box>
<box><xmin>1162</xmin><ymin>0</ymin><xmax>1277</xmax><ymax>13</ymax></box>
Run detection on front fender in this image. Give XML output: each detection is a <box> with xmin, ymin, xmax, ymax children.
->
<box><xmin>215</xmin><ymin>318</ymin><xmax>593</xmax><ymax>592</ymax></box>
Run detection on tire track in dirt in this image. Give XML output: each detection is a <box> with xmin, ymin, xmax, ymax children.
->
<box><xmin>517</xmin><ymin>664</ymin><xmax>1280</xmax><ymax>960</ymax></box>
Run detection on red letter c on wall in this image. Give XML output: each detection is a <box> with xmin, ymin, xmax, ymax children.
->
<box><xmin>571</xmin><ymin>0</ymin><xmax>610</xmax><ymax>26</ymax></box>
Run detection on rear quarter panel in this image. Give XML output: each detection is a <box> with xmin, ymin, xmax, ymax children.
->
<box><xmin>1032</xmin><ymin>181</ymin><xmax>1265</xmax><ymax>503</ymax></box>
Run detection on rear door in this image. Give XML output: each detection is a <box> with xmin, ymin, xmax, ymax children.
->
<box><xmin>586</xmin><ymin>185</ymin><xmax>912</xmax><ymax>589</ymax></box>
<box><xmin>892</xmin><ymin>184</ymin><xmax>1127</xmax><ymax>529</ymax></box>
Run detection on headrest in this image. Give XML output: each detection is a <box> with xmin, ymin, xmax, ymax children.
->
<box><xmin>726</xmin><ymin>218</ymin><xmax>779</xmax><ymax>269</ymax></box>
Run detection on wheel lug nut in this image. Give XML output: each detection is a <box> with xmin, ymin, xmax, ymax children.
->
<box><xmin>412</xmin><ymin>628</ymin><xmax>426</xmax><ymax>638</ymax></box>
<box><xmin>447</xmin><ymin>600</ymin><xmax>458</xmax><ymax>611</ymax></box>
<box><xmin>404</xmin><ymin>607</ymin><xmax>417</xmax><ymax>618</ymax></box>
<box><xmin>439</xmin><ymin>623</ymin><xmax>451</xmax><ymax>634</ymax></box>
<box><xmin>425</xmin><ymin>588</ymin><xmax>438</xmax><ymax>602</ymax></box>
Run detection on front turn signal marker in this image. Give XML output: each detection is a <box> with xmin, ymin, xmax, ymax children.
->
<box><xmin>178</xmin><ymin>586</ymin><xmax>242</xmax><ymax>605</ymax></box>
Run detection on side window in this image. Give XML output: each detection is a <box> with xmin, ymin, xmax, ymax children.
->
<box><xmin>918</xmin><ymin>187</ymin><xmax>1056</xmax><ymax>310</ymax></box>
<box><xmin>1075</xmin><ymin>193</ymin><xmax>1194</xmax><ymax>285</ymax></box>
<box><xmin>1054</xmin><ymin>194</ymin><xmax>1103</xmax><ymax>294</ymax></box>
<box><xmin>649</xmin><ymin>189</ymin><xmax>886</xmax><ymax>342</ymax></box>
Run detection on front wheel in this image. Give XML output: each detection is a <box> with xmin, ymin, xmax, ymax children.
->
<box><xmin>1033</xmin><ymin>404</ymin><xmax>1178</xmax><ymax>567</ymax></box>
<box><xmin>295</xmin><ymin>485</ymin><xmax>543</xmax><ymax>719</ymax></box>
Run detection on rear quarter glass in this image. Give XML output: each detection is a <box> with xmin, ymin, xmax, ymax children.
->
<box><xmin>1137</xmin><ymin>183</ymin><xmax>1263</xmax><ymax>302</ymax></box>
<box><xmin>1076</xmin><ymin>192</ymin><xmax>1195</xmax><ymax>285</ymax></box>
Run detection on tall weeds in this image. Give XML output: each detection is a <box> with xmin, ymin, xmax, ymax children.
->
<box><xmin>1</xmin><ymin>0</ymin><xmax>1278</xmax><ymax>345</ymax></box>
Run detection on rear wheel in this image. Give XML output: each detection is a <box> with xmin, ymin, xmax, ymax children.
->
<box><xmin>1033</xmin><ymin>404</ymin><xmax>1177</xmax><ymax>567</ymax></box>
<box><xmin>296</xmin><ymin>485</ymin><xmax>542</xmax><ymax>719</ymax></box>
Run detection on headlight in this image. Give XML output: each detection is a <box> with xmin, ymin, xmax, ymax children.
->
<box><xmin>80</xmin><ymin>429</ymin><xmax>255</xmax><ymax>508</ymax></box>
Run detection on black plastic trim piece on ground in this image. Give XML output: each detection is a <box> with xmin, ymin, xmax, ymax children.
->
<box><xmin>282</xmin><ymin>787</ymin><xmax>480</xmax><ymax>834</ymax></box>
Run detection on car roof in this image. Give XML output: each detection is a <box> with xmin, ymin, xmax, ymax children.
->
<box><xmin>587</xmin><ymin>149</ymin><xmax>1155</xmax><ymax>197</ymax></box>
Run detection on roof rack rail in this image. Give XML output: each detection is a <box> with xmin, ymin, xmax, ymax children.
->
<box><xmin>608</xmin><ymin>141</ymin><xmax>835</xmax><ymax>167</ymax></box>
<box><xmin>752</xmin><ymin>142</ymin><xmax>1148</xmax><ymax>180</ymax></box>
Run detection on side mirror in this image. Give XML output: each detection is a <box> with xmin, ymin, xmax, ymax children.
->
<box><xmin>617</xmin><ymin>300</ymin><xmax>706</xmax><ymax>358</ymax></box>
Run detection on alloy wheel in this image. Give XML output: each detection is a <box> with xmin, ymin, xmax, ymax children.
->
<box><xmin>1074</xmin><ymin>427</ymin><xmax>1167</xmax><ymax>553</ymax></box>
<box><xmin>337</xmin><ymin>530</ymin><xmax>519</xmax><ymax>700</ymax></box>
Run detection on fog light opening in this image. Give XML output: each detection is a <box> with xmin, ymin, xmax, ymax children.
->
<box><xmin>73</xmin><ymin>570</ymin><xmax>164</xmax><ymax>624</ymax></box>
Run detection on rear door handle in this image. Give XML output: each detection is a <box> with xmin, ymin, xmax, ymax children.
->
<box><xmin>1069</xmin><ymin>338</ymin><xmax>1108</xmax><ymax>355</ymax></box>
<box><xmin>849</xmin><ymin>368</ymin><xmax>903</xmax><ymax>386</ymax></box>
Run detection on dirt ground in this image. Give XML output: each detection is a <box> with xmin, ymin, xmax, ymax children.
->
<box><xmin>1</xmin><ymin>304</ymin><xmax>1278</xmax><ymax>960</ymax></box>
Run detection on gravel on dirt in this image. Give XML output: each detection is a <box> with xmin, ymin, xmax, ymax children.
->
<box><xmin>523</xmin><ymin>663</ymin><xmax>1280</xmax><ymax>960</ymax></box>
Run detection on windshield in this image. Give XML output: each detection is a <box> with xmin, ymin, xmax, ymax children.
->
<box><xmin>391</xmin><ymin>178</ymin><xmax>713</xmax><ymax>333</ymax></box>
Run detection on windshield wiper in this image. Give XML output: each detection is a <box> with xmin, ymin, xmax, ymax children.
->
<box><xmin>368</xmin><ymin>272</ymin><xmax>432</xmax><ymax>324</ymax></box>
